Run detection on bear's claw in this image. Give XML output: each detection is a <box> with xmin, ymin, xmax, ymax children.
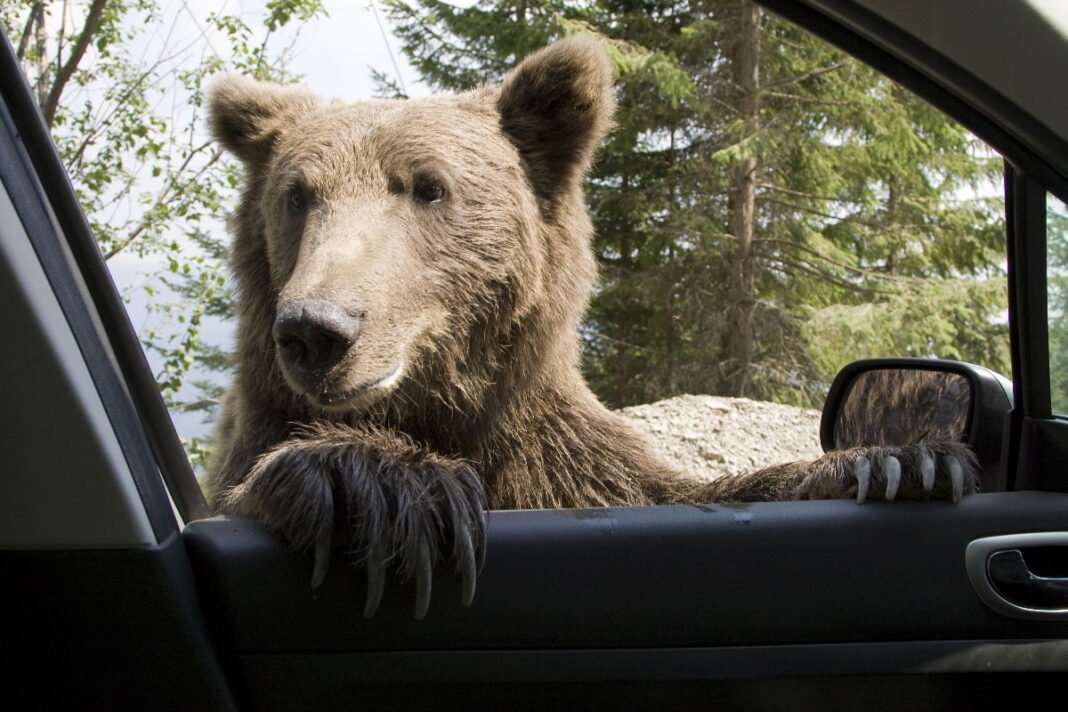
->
<box><xmin>946</xmin><ymin>454</ymin><xmax>965</xmax><ymax>504</ymax></box>
<box><xmin>459</xmin><ymin>527</ymin><xmax>477</xmax><ymax>607</ymax></box>
<box><xmin>223</xmin><ymin>426</ymin><xmax>487</xmax><ymax>620</ymax></box>
<box><xmin>853</xmin><ymin>456</ymin><xmax>871</xmax><ymax>504</ymax></box>
<box><xmin>883</xmin><ymin>456</ymin><xmax>902</xmax><ymax>500</ymax></box>
<box><xmin>802</xmin><ymin>442</ymin><xmax>978</xmax><ymax>503</ymax></box>
<box><xmin>363</xmin><ymin>544</ymin><xmax>386</xmax><ymax>619</ymax></box>
<box><xmin>837</xmin><ymin>443</ymin><xmax>979</xmax><ymax>504</ymax></box>
<box><xmin>311</xmin><ymin>530</ymin><xmax>331</xmax><ymax>589</ymax></box>
<box><xmin>921</xmin><ymin>452</ymin><xmax>936</xmax><ymax>491</ymax></box>
<box><xmin>414</xmin><ymin>536</ymin><xmax>433</xmax><ymax>620</ymax></box>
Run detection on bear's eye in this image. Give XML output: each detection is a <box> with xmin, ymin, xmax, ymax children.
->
<box><xmin>287</xmin><ymin>186</ymin><xmax>307</xmax><ymax>214</ymax></box>
<box><xmin>412</xmin><ymin>175</ymin><xmax>447</xmax><ymax>205</ymax></box>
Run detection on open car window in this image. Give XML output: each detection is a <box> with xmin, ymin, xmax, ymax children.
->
<box><xmin>0</xmin><ymin>1</ymin><xmax>1016</xmax><ymax>504</ymax></box>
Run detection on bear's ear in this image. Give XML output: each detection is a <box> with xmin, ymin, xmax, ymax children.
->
<box><xmin>497</xmin><ymin>37</ymin><xmax>616</xmax><ymax>201</ymax></box>
<box><xmin>207</xmin><ymin>75</ymin><xmax>317</xmax><ymax>166</ymax></box>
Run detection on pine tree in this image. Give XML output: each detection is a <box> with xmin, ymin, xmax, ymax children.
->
<box><xmin>385</xmin><ymin>0</ymin><xmax>1008</xmax><ymax>407</ymax></box>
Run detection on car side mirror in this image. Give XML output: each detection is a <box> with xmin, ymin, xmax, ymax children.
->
<box><xmin>820</xmin><ymin>359</ymin><xmax>1014</xmax><ymax>493</ymax></box>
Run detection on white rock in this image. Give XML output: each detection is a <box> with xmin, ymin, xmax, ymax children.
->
<box><xmin>618</xmin><ymin>395</ymin><xmax>822</xmax><ymax>481</ymax></box>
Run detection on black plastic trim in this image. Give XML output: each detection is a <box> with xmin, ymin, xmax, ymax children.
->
<box><xmin>1016</xmin><ymin>418</ymin><xmax>1068</xmax><ymax>494</ymax></box>
<box><xmin>235</xmin><ymin>643</ymin><xmax>1068</xmax><ymax>711</ymax></box>
<box><xmin>0</xmin><ymin>31</ymin><xmax>208</xmax><ymax>521</ymax></box>
<box><xmin>1004</xmin><ymin>165</ymin><xmax>1025</xmax><ymax>492</ymax></box>
<box><xmin>1003</xmin><ymin>164</ymin><xmax>1068</xmax><ymax>492</ymax></box>
<box><xmin>237</xmin><ymin>639</ymin><xmax>1068</xmax><ymax>683</ymax></box>
<box><xmin>1006</xmin><ymin>165</ymin><xmax>1051</xmax><ymax>421</ymax></box>
<box><xmin>4</xmin><ymin>532</ymin><xmax>238</xmax><ymax>711</ymax></box>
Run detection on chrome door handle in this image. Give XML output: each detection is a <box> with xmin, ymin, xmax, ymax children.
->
<box><xmin>966</xmin><ymin>532</ymin><xmax>1068</xmax><ymax>619</ymax></box>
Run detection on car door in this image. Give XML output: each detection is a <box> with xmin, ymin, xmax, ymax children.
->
<box><xmin>4</xmin><ymin>1</ymin><xmax>1068</xmax><ymax>711</ymax></box>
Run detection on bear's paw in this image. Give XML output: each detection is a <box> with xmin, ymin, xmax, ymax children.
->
<box><xmin>795</xmin><ymin>442</ymin><xmax>980</xmax><ymax>504</ymax></box>
<box><xmin>220</xmin><ymin>424</ymin><xmax>487</xmax><ymax>619</ymax></box>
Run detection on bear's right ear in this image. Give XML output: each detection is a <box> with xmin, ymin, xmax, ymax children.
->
<box><xmin>497</xmin><ymin>37</ymin><xmax>616</xmax><ymax>202</ymax></box>
<box><xmin>207</xmin><ymin>75</ymin><xmax>317</xmax><ymax>166</ymax></box>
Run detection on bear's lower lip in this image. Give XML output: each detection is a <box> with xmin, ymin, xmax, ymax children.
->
<box><xmin>312</xmin><ymin>362</ymin><xmax>405</xmax><ymax>407</ymax></box>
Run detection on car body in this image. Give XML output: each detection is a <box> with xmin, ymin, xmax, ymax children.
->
<box><xmin>3</xmin><ymin>1</ymin><xmax>1068</xmax><ymax>709</ymax></box>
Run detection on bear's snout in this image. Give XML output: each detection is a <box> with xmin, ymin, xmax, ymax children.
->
<box><xmin>273</xmin><ymin>298</ymin><xmax>362</xmax><ymax>379</ymax></box>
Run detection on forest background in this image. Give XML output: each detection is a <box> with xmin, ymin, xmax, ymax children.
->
<box><xmin>1</xmin><ymin>0</ymin><xmax>1013</xmax><ymax>470</ymax></box>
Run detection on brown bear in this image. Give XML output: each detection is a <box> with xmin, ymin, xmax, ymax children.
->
<box><xmin>205</xmin><ymin>38</ymin><xmax>977</xmax><ymax>619</ymax></box>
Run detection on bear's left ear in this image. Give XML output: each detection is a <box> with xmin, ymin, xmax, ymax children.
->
<box><xmin>207</xmin><ymin>75</ymin><xmax>318</xmax><ymax>167</ymax></box>
<box><xmin>497</xmin><ymin>37</ymin><xmax>616</xmax><ymax>201</ymax></box>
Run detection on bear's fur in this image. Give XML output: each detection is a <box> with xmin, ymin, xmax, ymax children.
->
<box><xmin>206</xmin><ymin>38</ymin><xmax>976</xmax><ymax>617</ymax></box>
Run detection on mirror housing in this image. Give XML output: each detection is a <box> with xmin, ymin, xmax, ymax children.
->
<box><xmin>820</xmin><ymin>359</ymin><xmax>1013</xmax><ymax>493</ymax></box>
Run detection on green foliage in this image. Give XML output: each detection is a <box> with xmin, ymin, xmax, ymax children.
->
<box><xmin>386</xmin><ymin>0</ymin><xmax>1009</xmax><ymax>407</ymax></box>
<box><xmin>1</xmin><ymin>0</ymin><xmax>327</xmax><ymax>470</ymax></box>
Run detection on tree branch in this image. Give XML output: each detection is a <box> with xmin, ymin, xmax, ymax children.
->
<box><xmin>757</xmin><ymin>181</ymin><xmax>861</xmax><ymax>203</ymax></box>
<box><xmin>103</xmin><ymin>141</ymin><xmax>220</xmax><ymax>260</ymax></box>
<box><xmin>754</xmin><ymin>236</ymin><xmax>914</xmax><ymax>282</ymax></box>
<box><xmin>55</xmin><ymin>0</ymin><xmax>69</xmax><ymax>74</ymax></box>
<box><xmin>32</xmin><ymin>1</ymin><xmax>48</xmax><ymax>106</ymax></box>
<box><xmin>763</xmin><ymin>253</ymin><xmax>877</xmax><ymax>295</ymax></box>
<box><xmin>42</xmin><ymin>0</ymin><xmax>109</xmax><ymax>127</ymax></box>
<box><xmin>759</xmin><ymin>195</ymin><xmax>883</xmax><ymax>229</ymax></box>
<box><xmin>762</xmin><ymin>62</ymin><xmax>845</xmax><ymax>91</ymax></box>
<box><xmin>16</xmin><ymin>2</ymin><xmax>44</xmax><ymax>60</ymax></box>
<box><xmin>763</xmin><ymin>91</ymin><xmax>861</xmax><ymax>107</ymax></box>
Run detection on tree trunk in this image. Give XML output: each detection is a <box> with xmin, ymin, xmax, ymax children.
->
<box><xmin>665</xmin><ymin>127</ymin><xmax>679</xmax><ymax>396</ymax></box>
<box><xmin>42</xmin><ymin>0</ymin><xmax>111</xmax><ymax>127</ymax></box>
<box><xmin>722</xmin><ymin>1</ymin><xmax>762</xmax><ymax>397</ymax></box>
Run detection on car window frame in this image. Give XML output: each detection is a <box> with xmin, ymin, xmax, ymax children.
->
<box><xmin>0</xmin><ymin>31</ymin><xmax>209</xmax><ymax>524</ymax></box>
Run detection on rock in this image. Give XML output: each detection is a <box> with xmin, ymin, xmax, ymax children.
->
<box><xmin>617</xmin><ymin>394</ymin><xmax>823</xmax><ymax>481</ymax></box>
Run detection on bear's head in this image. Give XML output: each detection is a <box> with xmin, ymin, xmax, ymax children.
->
<box><xmin>209</xmin><ymin>39</ymin><xmax>614</xmax><ymax>414</ymax></box>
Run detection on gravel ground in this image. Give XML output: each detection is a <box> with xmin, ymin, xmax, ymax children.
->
<box><xmin>619</xmin><ymin>394</ymin><xmax>824</xmax><ymax>480</ymax></box>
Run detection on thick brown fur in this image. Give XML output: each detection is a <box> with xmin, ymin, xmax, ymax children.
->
<box><xmin>206</xmin><ymin>39</ymin><xmax>977</xmax><ymax>602</ymax></box>
<box><xmin>834</xmin><ymin>369</ymin><xmax>970</xmax><ymax>448</ymax></box>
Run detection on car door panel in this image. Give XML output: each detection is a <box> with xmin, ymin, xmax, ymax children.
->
<box><xmin>185</xmin><ymin>493</ymin><xmax>1068</xmax><ymax>653</ymax></box>
<box><xmin>4</xmin><ymin>533</ymin><xmax>239</xmax><ymax>711</ymax></box>
<box><xmin>184</xmin><ymin>494</ymin><xmax>1068</xmax><ymax>709</ymax></box>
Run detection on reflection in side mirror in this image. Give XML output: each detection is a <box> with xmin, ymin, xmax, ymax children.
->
<box><xmin>821</xmin><ymin>359</ymin><xmax>1014</xmax><ymax>492</ymax></box>
<box><xmin>833</xmin><ymin>369</ymin><xmax>971</xmax><ymax>449</ymax></box>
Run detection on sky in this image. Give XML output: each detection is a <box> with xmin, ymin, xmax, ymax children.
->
<box><xmin>243</xmin><ymin>0</ymin><xmax>430</xmax><ymax>99</ymax></box>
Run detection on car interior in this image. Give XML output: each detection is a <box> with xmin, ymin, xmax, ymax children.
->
<box><xmin>3</xmin><ymin>1</ymin><xmax>1068</xmax><ymax>710</ymax></box>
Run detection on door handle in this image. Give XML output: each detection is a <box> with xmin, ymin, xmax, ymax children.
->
<box><xmin>988</xmin><ymin>549</ymin><xmax>1068</xmax><ymax>610</ymax></box>
<box><xmin>966</xmin><ymin>532</ymin><xmax>1068</xmax><ymax>620</ymax></box>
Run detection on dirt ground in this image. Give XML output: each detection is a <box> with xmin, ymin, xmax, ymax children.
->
<box><xmin>619</xmin><ymin>394</ymin><xmax>824</xmax><ymax>480</ymax></box>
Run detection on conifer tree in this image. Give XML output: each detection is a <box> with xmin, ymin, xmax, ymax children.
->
<box><xmin>386</xmin><ymin>0</ymin><xmax>1007</xmax><ymax>407</ymax></box>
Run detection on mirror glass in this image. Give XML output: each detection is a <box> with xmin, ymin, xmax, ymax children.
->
<box><xmin>833</xmin><ymin>369</ymin><xmax>971</xmax><ymax>449</ymax></box>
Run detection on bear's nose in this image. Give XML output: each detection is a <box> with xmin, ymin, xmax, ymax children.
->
<box><xmin>273</xmin><ymin>299</ymin><xmax>362</xmax><ymax>375</ymax></box>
